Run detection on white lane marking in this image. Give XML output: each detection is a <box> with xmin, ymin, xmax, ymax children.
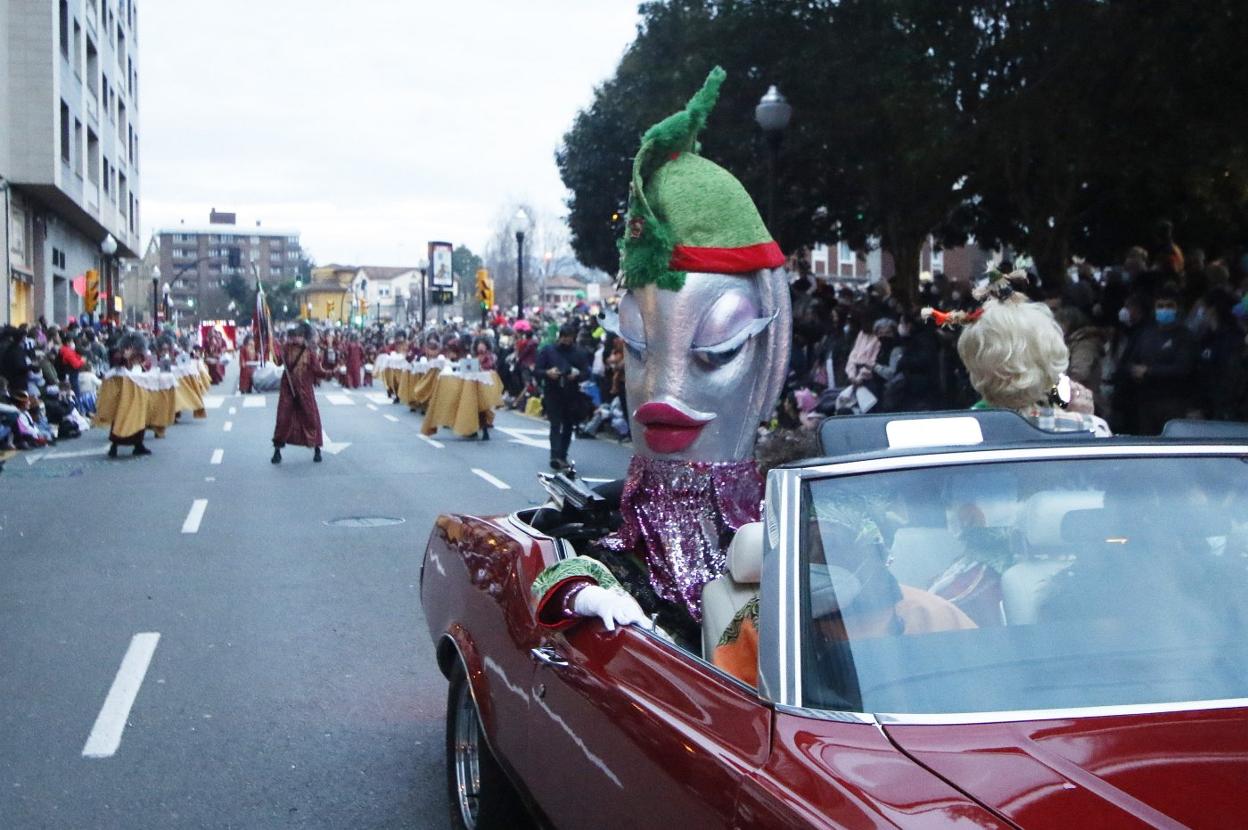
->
<box><xmin>243</xmin><ymin>397</ymin><xmax>266</xmax><ymax>408</ymax></box>
<box><xmin>366</xmin><ymin>404</ymin><xmax>378</xmax><ymax>411</ymax></box>
<box><xmin>494</xmin><ymin>426</ymin><xmax>550</xmax><ymax>449</ymax></box>
<box><xmin>365</xmin><ymin>393</ymin><xmax>391</xmax><ymax>405</ymax></box>
<box><xmin>25</xmin><ymin>452</ymin><xmax>44</xmax><ymax>465</ymax></box>
<box><xmin>320</xmin><ymin>430</ymin><xmax>351</xmax><ymax>455</ymax></box>
<box><xmin>326</xmin><ymin>393</ymin><xmax>355</xmax><ymax>406</ymax></box>
<box><xmin>583</xmin><ymin>477</ymin><xmax>612</xmax><ymax>484</ymax></box>
<box><xmin>223</xmin><ymin>421</ymin><xmax>233</xmax><ymax>432</ymax></box>
<box><xmin>82</xmin><ymin>632</ymin><xmax>161</xmax><ymax>759</ymax></box>
<box><xmin>384</xmin><ymin>414</ymin><xmax>400</xmax><ymax>423</ymax></box>
<box><xmin>472</xmin><ymin>469</ymin><xmax>511</xmax><ymax>490</ymax></box>
<box><xmin>210</xmin><ymin>449</ymin><xmax>224</xmax><ymax>465</ymax></box>
<box><xmin>203</xmin><ymin>396</ymin><xmax>225</xmax><ymax>410</ymax></box>
<box><xmin>228</xmin><ymin>406</ymin><xmax>237</xmax><ymax>415</ymax></box>
<box><xmin>418</xmin><ymin>434</ymin><xmax>444</xmax><ymax>450</ymax></box>
<box><xmin>182</xmin><ymin>499</ymin><xmax>208</xmax><ymax>534</ymax></box>
<box><xmin>41</xmin><ymin>445</ymin><xmax>109</xmax><ymax>460</ymax></box>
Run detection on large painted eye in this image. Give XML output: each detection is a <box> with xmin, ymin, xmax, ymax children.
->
<box><xmin>617</xmin><ymin>293</ymin><xmax>646</xmax><ymax>361</ymax></box>
<box><xmin>691</xmin><ymin>292</ymin><xmax>773</xmax><ymax>369</ymax></box>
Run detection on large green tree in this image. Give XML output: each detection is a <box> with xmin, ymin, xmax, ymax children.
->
<box><xmin>559</xmin><ymin>0</ymin><xmax>1248</xmax><ymax>301</ymax></box>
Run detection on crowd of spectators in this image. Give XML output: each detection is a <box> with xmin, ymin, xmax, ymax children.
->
<box><xmin>0</xmin><ymin>318</ymin><xmax>213</xmax><ymax>469</ymax></box>
<box><xmin>783</xmin><ymin>235</ymin><xmax>1248</xmax><ymax>437</ymax></box>
<box><xmin>5</xmin><ymin>229</ymin><xmax>1244</xmax><ymax>473</ymax></box>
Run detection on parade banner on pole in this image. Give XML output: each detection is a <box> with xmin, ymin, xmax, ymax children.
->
<box><xmin>429</xmin><ymin>242</ymin><xmax>454</xmax><ymax>289</ymax></box>
<box><xmin>253</xmin><ymin>279</ymin><xmax>275</xmax><ymax>364</ymax></box>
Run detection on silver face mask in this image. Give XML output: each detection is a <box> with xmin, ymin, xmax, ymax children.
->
<box><xmin>616</xmin><ymin>270</ymin><xmax>791</xmax><ymax>462</ymax></box>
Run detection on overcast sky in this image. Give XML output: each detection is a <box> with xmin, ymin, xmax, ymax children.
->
<box><xmin>140</xmin><ymin>1</ymin><xmax>641</xmax><ymax>266</ymax></box>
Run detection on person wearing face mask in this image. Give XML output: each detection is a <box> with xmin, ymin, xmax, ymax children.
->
<box><xmin>1120</xmin><ymin>287</ymin><xmax>1198</xmax><ymax>434</ymax></box>
<box><xmin>892</xmin><ymin>312</ymin><xmax>941</xmax><ymax>411</ymax></box>
<box><xmin>1193</xmin><ymin>288</ymin><xmax>1246</xmax><ymax>421</ymax></box>
<box><xmin>535</xmin><ymin>323</ymin><xmax>591</xmax><ymax>470</ymax></box>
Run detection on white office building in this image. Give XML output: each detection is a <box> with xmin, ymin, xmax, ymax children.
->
<box><xmin>2</xmin><ymin>0</ymin><xmax>142</xmax><ymax>325</ymax></box>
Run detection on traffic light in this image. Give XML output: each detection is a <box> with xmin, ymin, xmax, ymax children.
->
<box><xmin>84</xmin><ymin>269</ymin><xmax>100</xmax><ymax>313</ymax></box>
<box><xmin>475</xmin><ymin>268</ymin><xmax>489</xmax><ymax>303</ymax></box>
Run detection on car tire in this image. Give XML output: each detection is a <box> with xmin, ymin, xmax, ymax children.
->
<box><xmin>445</xmin><ymin>660</ymin><xmax>533</xmax><ymax>830</ymax></box>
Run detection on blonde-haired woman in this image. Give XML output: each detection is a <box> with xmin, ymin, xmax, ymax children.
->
<box><xmin>926</xmin><ymin>270</ymin><xmax>1110</xmax><ymax>435</ymax></box>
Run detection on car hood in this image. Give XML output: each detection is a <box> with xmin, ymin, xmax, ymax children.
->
<box><xmin>884</xmin><ymin>705</ymin><xmax>1248</xmax><ymax>828</ymax></box>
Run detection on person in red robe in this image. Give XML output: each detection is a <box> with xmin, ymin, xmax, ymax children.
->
<box><xmin>237</xmin><ymin>334</ymin><xmax>258</xmax><ymax>394</ymax></box>
<box><xmin>272</xmin><ymin>324</ymin><xmax>331</xmax><ymax>464</ymax></box>
<box><xmin>204</xmin><ymin>330</ymin><xmax>226</xmax><ymax>385</ymax></box>
<box><xmin>344</xmin><ymin>333</ymin><xmax>364</xmax><ymax>389</ymax></box>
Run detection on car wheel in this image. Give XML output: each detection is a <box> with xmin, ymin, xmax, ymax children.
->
<box><xmin>445</xmin><ymin>660</ymin><xmax>532</xmax><ymax>830</ymax></box>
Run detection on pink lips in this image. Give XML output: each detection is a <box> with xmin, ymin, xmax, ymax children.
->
<box><xmin>634</xmin><ymin>402</ymin><xmax>712</xmax><ymax>454</ymax></box>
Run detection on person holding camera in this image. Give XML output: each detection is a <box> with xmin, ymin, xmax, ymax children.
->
<box><xmin>535</xmin><ymin>323</ymin><xmax>590</xmax><ymax>471</ymax></box>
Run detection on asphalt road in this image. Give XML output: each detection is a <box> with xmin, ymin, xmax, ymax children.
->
<box><xmin>0</xmin><ymin>366</ymin><xmax>632</xmax><ymax>829</ymax></box>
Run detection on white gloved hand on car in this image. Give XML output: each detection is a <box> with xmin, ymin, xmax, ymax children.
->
<box><xmin>573</xmin><ymin>585</ymin><xmax>653</xmax><ymax>632</ymax></box>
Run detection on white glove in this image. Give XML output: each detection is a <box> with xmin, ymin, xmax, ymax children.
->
<box><xmin>572</xmin><ymin>585</ymin><xmax>653</xmax><ymax>632</ymax></box>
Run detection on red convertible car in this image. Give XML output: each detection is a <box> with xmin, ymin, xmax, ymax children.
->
<box><xmin>420</xmin><ymin>411</ymin><xmax>1248</xmax><ymax>829</ymax></box>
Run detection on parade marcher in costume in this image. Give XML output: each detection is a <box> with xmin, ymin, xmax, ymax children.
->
<box><xmin>238</xmin><ymin>334</ymin><xmax>258</xmax><ymax>394</ymax></box>
<box><xmin>272</xmin><ymin>322</ymin><xmax>331</xmax><ymax>464</ymax></box>
<box><xmin>530</xmin><ymin>67</ymin><xmax>791</xmax><ymax>649</ymax></box>
<box><xmin>343</xmin><ymin>332</ymin><xmax>364</xmax><ymax>389</ymax></box>
<box><xmin>203</xmin><ymin>330</ymin><xmax>227</xmax><ymax>385</ymax></box>
<box><xmin>105</xmin><ymin>332</ymin><xmax>153</xmax><ymax>458</ymax></box>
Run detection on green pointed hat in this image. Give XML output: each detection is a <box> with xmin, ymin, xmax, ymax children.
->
<box><xmin>619</xmin><ymin>66</ymin><xmax>785</xmax><ymax>291</ymax></box>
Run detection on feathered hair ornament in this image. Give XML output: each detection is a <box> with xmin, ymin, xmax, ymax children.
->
<box><xmin>920</xmin><ymin>267</ymin><xmax>1029</xmax><ymax>329</ymax></box>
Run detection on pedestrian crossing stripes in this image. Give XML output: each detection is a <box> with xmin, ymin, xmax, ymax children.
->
<box><xmin>325</xmin><ymin>393</ymin><xmax>355</xmax><ymax>406</ymax></box>
<box><xmin>365</xmin><ymin>393</ymin><xmax>391</xmax><ymax>405</ymax></box>
<box><xmin>242</xmin><ymin>397</ymin><xmax>266</xmax><ymax>408</ymax></box>
<box><xmin>203</xmin><ymin>396</ymin><xmax>225</xmax><ymax>409</ymax></box>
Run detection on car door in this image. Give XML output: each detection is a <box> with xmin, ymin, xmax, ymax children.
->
<box><xmin>522</xmin><ymin>623</ymin><xmax>771</xmax><ymax>829</ymax></box>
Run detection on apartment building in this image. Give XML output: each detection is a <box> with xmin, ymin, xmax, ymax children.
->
<box><xmin>155</xmin><ymin>209</ymin><xmax>303</xmax><ymax>322</ymax></box>
<box><xmin>2</xmin><ymin>0</ymin><xmax>142</xmax><ymax>325</ymax></box>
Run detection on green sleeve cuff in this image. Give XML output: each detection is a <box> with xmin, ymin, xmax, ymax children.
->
<box><xmin>531</xmin><ymin>555</ymin><xmax>621</xmax><ymax>601</ymax></box>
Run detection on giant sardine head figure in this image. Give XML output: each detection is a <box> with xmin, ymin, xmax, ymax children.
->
<box><xmin>615</xmin><ymin>67</ymin><xmax>791</xmax><ymax>462</ymax></box>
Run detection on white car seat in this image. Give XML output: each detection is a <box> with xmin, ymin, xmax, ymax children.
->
<box><xmin>888</xmin><ymin>527</ymin><xmax>964</xmax><ymax>589</ymax></box>
<box><xmin>1000</xmin><ymin>490</ymin><xmax>1104</xmax><ymax>625</ymax></box>
<box><xmin>701</xmin><ymin>522</ymin><xmax>764</xmax><ymax>661</ymax></box>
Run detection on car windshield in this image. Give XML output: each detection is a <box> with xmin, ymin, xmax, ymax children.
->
<box><xmin>799</xmin><ymin>456</ymin><xmax>1248</xmax><ymax>715</ymax></box>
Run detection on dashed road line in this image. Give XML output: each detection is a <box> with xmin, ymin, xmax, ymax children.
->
<box><xmin>418</xmin><ymin>434</ymin><xmax>444</xmax><ymax>450</ymax></box>
<box><xmin>82</xmin><ymin>632</ymin><xmax>160</xmax><ymax>759</ymax></box>
<box><xmin>228</xmin><ymin>406</ymin><xmax>237</xmax><ymax>415</ymax></box>
<box><xmin>223</xmin><ymin>421</ymin><xmax>233</xmax><ymax>432</ymax></box>
<box><xmin>384</xmin><ymin>414</ymin><xmax>400</xmax><ymax>423</ymax></box>
<box><xmin>472</xmin><ymin>469</ymin><xmax>511</xmax><ymax>490</ymax></box>
<box><xmin>182</xmin><ymin>499</ymin><xmax>208</xmax><ymax>534</ymax></box>
<box><xmin>210</xmin><ymin>449</ymin><xmax>224</xmax><ymax>465</ymax></box>
<box><xmin>366</xmin><ymin>404</ymin><xmax>378</xmax><ymax>411</ymax></box>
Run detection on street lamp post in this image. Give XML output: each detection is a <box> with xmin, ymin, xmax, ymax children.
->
<box><xmin>151</xmin><ymin>265</ymin><xmax>161</xmax><ymax>327</ymax></box>
<box><xmin>513</xmin><ymin>208</ymin><xmax>528</xmax><ymax>319</ymax></box>
<box><xmin>754</xmin><ymin>84</ymin><xmax>793</xmax><ymax>231</ymax></box>
<box><xmin>100</xmin><ymin>233</ymin><xmax>118</xmax><ymax>324</ymax></box>
<box><xmin>418</xmin><ymin>267</ymin><xmax>428</xmax><ymax>329</ymax></box>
